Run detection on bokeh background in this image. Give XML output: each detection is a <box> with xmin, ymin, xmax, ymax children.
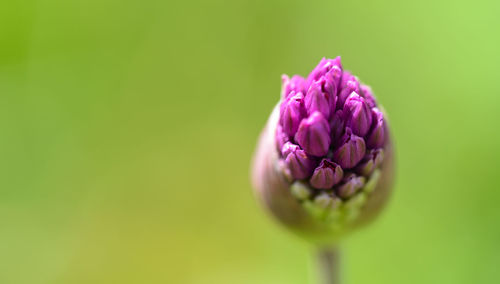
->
<box><xmin>2</xmin><ymin>0</ymin><xmax>500</xmax><ymax>283</ymax></box>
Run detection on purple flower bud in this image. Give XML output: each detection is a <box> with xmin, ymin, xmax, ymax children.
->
<box><xmin>324</xmin><ymin>65</ymin><xmax>342</xmax><ymax>91</ymax></box>
<box><xmin>280</xmin><ymin>91</ymin><xmax>305</xmax><ymax>137</ymax></box>
<box><xmin>332</xmin><ymin>128</ymin><xmax>366</xmax><ymax>169</ymax></box>
<box><xmin>281</xmin><ymin>75</ymin><xmax>306</xmax><ymax>99</ymax></box>
<box><xmin>322</xmin><ymin>78</ymin><xmax>338</xmax><ymax>111</ymax></box>
<box><xmin>360</xmin><ymin>84</ymin><xmax>377</xmax><ymax>108</ymax></box>
<box><xmin>281</xmin><ymin>141</ymin><xmax>299</xmax><ymax>157</ymax></box>
<box><xmin>337</xmin><ymin>73</ymin><xmax>360</xmax><ymax>109</ymax></box>
<box><xmin>251</xmin><ymin>57</ymin><xmax>394</xmax><ymax>244</ymax></box>
<box><xmin>339</xmin><ymin>71</ymin><xmax>352</xmax><ymax>89</ymax></box>
<box><xmin>355</xmin><ymin>149</ymin><xmax>385</xmax><ymax>176</ymax></box>
<box><xmin>295</xmin><ymin>112</ymin><xmax>331</xmax><ymax>157</ymax></box>
<box><xmin>307</xmin><ymin>57</ymin><xmax>328</xmax><ymax>82</ymax></box>
<box><xmin>310</xmin><ymin>159</ymin><xmax>344</xmax><ymax>189</ymax></box>
<box><xmin>343</xmin><ymin>92</ymin><xmax>373</xmax><ymax>137</ymax></box>
<box><xmin>305</xmin><ymin>80</ymin><xmax>331</xmax><ymax>119</ymax></box>
<box><xmin>306</xmin><ymin>57</ymin><xmax>343</xmax><ymax>87</ymax></box>
<box><xmin>284</xmin><ymin>146</ymin><xmax>316</xmax><ymax>179</ymax></box>
<box><xmin>366</xmin><ymin>108</ymin><xmax>387</xmax><ymax>149</ymax></box>
<box><xmin>336</xmin><ymin>173</ymin><xmax>366</xmax><ymax>199</ymax></box>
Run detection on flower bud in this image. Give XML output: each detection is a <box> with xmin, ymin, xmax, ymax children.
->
<box><xmin>282</xmin><ymin>75</ymin><xmax>306</xmax><ymax>99</ymax></box>
<box><xmin>295</xmin><ymin>112</ymin><xmax>331</xmax><ymax>157</ymax></box>
<box><xmin>283</xmin><ymin>143</ymin><xmax>316</xmax><ymax>179</ymax></box>
<box><xmin>280</xmin><ymin>141</ymin><xmax>297</xmax><ymax>156</ymax></box>
<box><xmin>305</xmin><ymin>80</ymin><xmax>331</xmax><ymax>119</ymax></box>
<box><xmin>325</xmin><ymin>65</ymin><xmax>342</xmax><ymax>92</ymax></box>
<box><xmin>280</xmin><ymin>91</ymin><xmax>305</xmax><ymax>137</ymax></box>
<box><xmin>337</xmin><ymin>72</ymin><xmax>360</xmax><ymax>109</ymax></box>
<box><xmin>360</xmin><ymin>84</ymin><xmax>377</xmax><ymax>108</ymax></box>
<box><xmin>310</xmin><ymin>159</ymin><xmax>344</xmax><ymax>189</ymax></box>
<box><xmin>343</xmin><ymin>92</ymin><xmax>373</xmax><ymax>137</ymax></box>
<box><xmin>332</xmin><ymin>128</ymin><xmax>366</xmax><ymax>169</ymax></box>
<box><xmin>323</xmin><ymin>77</ymin><xmax>338</xmax><ymax>111</ymax></box>
<box><xmin>355</xmin><ymin>149</ymin><xmax>384</xmax><ymax>177</ymax></box>
<box><xmin>366</xmin><ymin>108</ymin><xmax>387</xmax><ymax>149</ymax></box>
<box><xmin>251</xmin><ymin>57</ymin><xmax>394</xmax><ymax>245</ymax></box>
<box><xmin>306</xmin><ymin>57</ymin><xmax>343</xmax><ymax>87</ymax></box>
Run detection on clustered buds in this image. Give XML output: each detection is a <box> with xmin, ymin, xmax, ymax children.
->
<box><xmin>277</xmin><ymin>57</ymin><xmax>387</xmax><ymax>200</ymax></box>
<box><xmin>252</xmin><ymin>57</ymin><xmax>394</xmax><ymax>244</ymax></box>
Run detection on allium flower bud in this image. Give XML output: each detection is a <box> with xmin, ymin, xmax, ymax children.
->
<box><xmin>305</xmin><ymin>80</ymin><xmax>333</xmax><ymax>119</ymax></box>
<box><xmin>360</xmin><ymin>84</ymin><xmax>377</xmax><ymax>108</ymax></box>
<box><xmin>295</xmin><ymin>111</ymin><xmax>331</xmax><ymax>157</ymax></box>
<box><xmin>280</xmin><ymin>91</ymin><xmax>305</xmax><ymax>137</ymax></box>
<box><xmin>343</xmin><ymin>92</ymin><xmax>372</xmax><ymax>137</ymax></box>
<box><xmin>366</xmin><ymin>108</ymin><xmax>387</xmax><ymax>149</ymax></box>
<box><xmin>310</xmin><ymin>159</ymin><xmax>343</xmax><ymax>189</ymax></box>
<box><xmin>332</xmin><ymin>128</ymin><xmax>366</xmax><ymax>169</ymax></box>
<box><xmin>252</xmin><ymin>57</ymin><xmax>394</xmax><ymax>245</ymax></box>
<box><xmin>306</xmin><ymin>57</ymin><xmax>343</xmax><ymax>87</ymax></box>
<box><xmin>282</xmin><ymin>75</ymin><xmax>306</xmax><ymax>99</ymax></box>
<box><xmin>337</xmin><ymin>72</ymin><xmax>360</xmax><ymax>109</ymax></box>
<box><xmin>355</xmin><ymin>149</ymin><xmax>384</xmax><ymax>177</ymax></box>
<box><xmin>336</xmin><ymin>173</ymin><xmax>365</xmax><ymax>199</ymax></box>
<box><xmin>282</xmin><ymin>142</ymin><xmax>316</xmax><ymax>179</ymax></box>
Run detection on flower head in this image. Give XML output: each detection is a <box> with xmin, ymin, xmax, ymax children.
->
<box><xmin>252</xmin><ymin>57</ymin><xmax>394</xmax><ymax>244</ymax></box>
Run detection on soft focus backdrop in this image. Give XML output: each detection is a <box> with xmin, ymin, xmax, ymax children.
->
<box><xmin>2</xmin><ymin>0</ymin><xmax>500</xmax><ymax>283</ymax></box>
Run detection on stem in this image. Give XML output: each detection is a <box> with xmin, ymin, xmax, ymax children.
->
<box><xmin>316</xmin><ymin>247</ymin><xmax>340</xmax><ymax>284</ymax></box>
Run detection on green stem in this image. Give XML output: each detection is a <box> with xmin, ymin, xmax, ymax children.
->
<box><xmin>316</xmin><ymin>247</ymin><xmax>340</xmax><ymax>284</ymax></box>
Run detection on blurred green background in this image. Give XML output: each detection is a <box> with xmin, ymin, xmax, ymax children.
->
<box><xmin>1</xmin><ymin>0</ymin><xmax>500</xmax><ymax>283</ymax></box>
